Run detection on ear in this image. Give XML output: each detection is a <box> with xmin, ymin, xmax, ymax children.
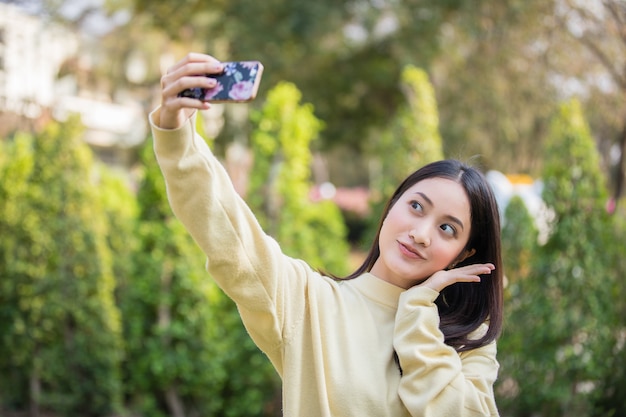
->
<box><xmin>456</xmin><ymin>248</ymin><xmax>476</xmax><ymax>264</ymax></box>
<box><xmin>447</xmin><ymin>248</ymin><xmax>476</xmax><ymax>269</ymax></box>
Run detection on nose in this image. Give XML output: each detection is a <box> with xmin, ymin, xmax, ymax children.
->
<box><xmin>408</xmin><ymin>224</ymin><xmax>431</xmax><ymax>247</ymax></box>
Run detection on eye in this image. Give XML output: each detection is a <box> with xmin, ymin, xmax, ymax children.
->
<box><xmin>409</xmin><ymin>200</ymin><xmax>423</xmax><ymax>212</ymax></box>
<box><xmin>440</xmin><ymin>223</ymin><xmax>457</xmax><ymax>236</ymax></box>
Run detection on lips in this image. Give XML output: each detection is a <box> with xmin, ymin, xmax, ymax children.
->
<box><xmin>397</xmin><ymin>241</ymin><xmax>425</xmax><ymax>260</ymax></box>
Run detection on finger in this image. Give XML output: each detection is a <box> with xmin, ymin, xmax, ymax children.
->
<box><xmin>167</xmin><ymin>52</ymin><xmax>221</xmax><ymax>74</ymax></box>
<box><xmin>163</xmin><ymin>96</ymin><xmax>212</xmax><ymax>111</ymax></box>
<box><xmin>439</xmin><ymin>264</ymin><xmax>494</xmax><ymax>287</ymax></box>
<box><xmin>450</xmin><ymin>264</ymin><xmax>495</xmax><ymax>284</ymax></box>
<box><xmin>161</xmin><ymin>74</ymin><xmax>216</xmax><ymax>103</ymax></box>
<box><xmin>419</xmin><ymin>269</ymin><xmax>475</xmax><ymax>292</ymax></box>
<box><xmin>165</xmin><ymin>61</ymin><xmax>224</xmax><ymax>81</ymax></box>
<box><xmin>161</xmin><ymin>63</ymin><xmax>222</xmax><ymax>93</ymax></box>
<box><xmin>453</xmin><ymin>273</ymin><xmax>482</xmax><ymax>283</ymax></box>
<box><xmin>160</xmin><ymin>88</ymin><xmax>211</xmax><ymax>129</ymax></box>
<box><xmin>454</xmin><ymin>263</ymin><xmax>494</xmax><ymax>275</ymax></box>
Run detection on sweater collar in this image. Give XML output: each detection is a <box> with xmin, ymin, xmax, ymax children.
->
<box><xmin>351</xmin><ymin>273</ymin><xmax>405</xmax><ymax>309</ymax></box>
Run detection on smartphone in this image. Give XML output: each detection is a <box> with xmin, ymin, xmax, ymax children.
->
<box><xmin>178</xmin><ymin>61</ymin><xmax>264</xmax><ymax>103</ymax></box>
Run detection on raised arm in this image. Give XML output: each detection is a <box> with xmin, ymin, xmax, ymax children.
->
<box><xmin>150</xmin><ymin>53</ymin><xmax>310</xmax><ymax>370</ymax></box>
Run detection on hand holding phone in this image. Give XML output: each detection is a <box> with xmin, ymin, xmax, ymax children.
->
<box><xmin>178</xmin><ymin>61</ymin><xmax>264</xmax><ymax>103</ymax></box>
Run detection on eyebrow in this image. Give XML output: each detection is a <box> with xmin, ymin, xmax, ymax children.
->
<box><xmin>415</xmin><ymin>191</ymin><xmax>466</xmax><ymax>231</ymax></box>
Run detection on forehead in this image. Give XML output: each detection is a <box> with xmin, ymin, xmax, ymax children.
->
<box><xmin>403</xmin><ymin>177</ymin><xmax>471</xmax><ymax>218</ymax></box>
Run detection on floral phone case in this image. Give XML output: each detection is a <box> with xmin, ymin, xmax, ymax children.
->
<box><xmin>179</xmin><ymin>61</ymin><xmax>264</xmax><ymax>103</ymax></box>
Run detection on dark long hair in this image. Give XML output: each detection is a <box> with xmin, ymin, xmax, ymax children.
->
<box><xmin>341</xmin><ymin>159</ymin><xmax>503</xmax><ymax>352</ymax></box>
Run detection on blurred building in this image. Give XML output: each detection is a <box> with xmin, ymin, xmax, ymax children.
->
<box><xmin>0</xmin><ymin>2</ymin><xmax>78</xmax><ymax>132</ymax></box>
<box><xmin>487</xmin><ymin>170</ymin><xmax>552</xmax><ymax>244</ymax></box>
<box><xmin>0</xmin><ymin>3</ymin><xmax>146</xmax><ymax>166</ymax></box>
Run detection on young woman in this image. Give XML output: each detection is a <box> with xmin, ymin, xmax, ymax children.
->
<box><xmin>152</xmin><ymin>52</ymin><xmax>504</xmax><ymax>417</ymax></box>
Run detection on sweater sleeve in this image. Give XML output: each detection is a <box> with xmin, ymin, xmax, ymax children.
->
<box><xmin>393</xmin><ymin>286</ymin><xmax>500</xmax><ymax>417</ymax></box>
<box><xmin>149</xmin><ymin>107</ymin><xmax>308</xmax><ymax>373</ymax></box>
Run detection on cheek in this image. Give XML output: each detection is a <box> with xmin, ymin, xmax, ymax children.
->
<box><xmin>382</xmin><ymin>206</ymin><xmax>407</xmax><ymax>230</ymax></box>
<box><xmin>377</xmin><ymin>220</ymin><xmax>394</xmax><ymax>248</ymax></box>
<box><xmin>431</xmin><ymin>243</ymin><xmax>463</xmax><ymax>268</ymax></box>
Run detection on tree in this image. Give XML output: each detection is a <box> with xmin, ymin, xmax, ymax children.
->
<box><xmin>116</xmin><ymin>0</ymin><xmax>513</xmax><ymax>154</ymax></box>
<box><xmin>434</xmin><ymin>0</ymin><xmax>558</xmax><ymax>173</ymax></box>
<box><xmin>26</xmin><ymin>0</ymin><xmax>623</xmax><ymax>187</ymax></box>
<box><xmin>363</xmin><ymin>65</ymin><xmax>444</xmax><ymax>249</ymax></box>
<box><xmin>370</xmin><ymin>65</ymin><xmax>444</xmax><ymax>200</ymax></box>
<box><xmin>501</xmin><ymin>194</ymin><xmax>538</xmax><ymax>285</ymax></box>
<box><xmin>496</xmin><ymin>194</ymin><xmax>538</xmax><ymax>408</ymax></box>
<box><xmin>0</xmin><ymin>132</ymin><xmax>37</xmax><ymax>412</ymax></box>
<box><xmin>496</xmin><ymin>99</ymin><xmax>618</xmax><ymax>416</ymax></box>
<box><xmin>94</xmin><ymin>165</ymin><xmax>139</xmax><ymax>302</ymax></box>
<box><xmin>0</xmin><ymin>117</ymin><xmax>123</xmax><ymax>416</ymax></box>
<box><xmin>555</xmin><ymin>0</ymin><xmax>626</xmax><ymax>208</ymax></box>
<box><xmin>591</xmin><ymin>204</ymin><xmax>626</xmax><ymax>416</ymax></box>
<box><xmin>120</xmin><ymin>140</ymin><xmax>279</xmax><ymax>417</ymax></box>
<box><xmin>249</xmin><ymin>81</ymin><xmax>350</xmax><ymax>275</ymax></box>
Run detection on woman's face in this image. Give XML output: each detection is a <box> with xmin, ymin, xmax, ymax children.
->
<box><xmin>370</xmin><ymin>177</ymin><xmax>473</xmax><ymax>289</ymax></box>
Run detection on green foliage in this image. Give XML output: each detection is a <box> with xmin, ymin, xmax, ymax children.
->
<box><xmin>68</xmin><ymin>0</ymin><xmax>626</xmax><ymax>191</ymax></box>
<box><xmin>591</xmin><ymin>205</ymin><xmax>626</xmax><ymax>417</ymax></box>
<box><xmin>0</xmin><ymin>132</ymin><xmax>36</xmax><ymax>409</ymax></box>
<box><xmin>122</xmin><ymin>0</ymin><xmax>494</xmax><ymax>153</ymax></box>
<box><xmin>501</xmin><ymin>195</ymin><xmax>537</xmax><ymax>285</ymax></box>
<box><xmin>496</xmin><ymin>100</ymin><xmax>620</xmax><ymax>416</ymax></box>
<box><xmin>497</xmin><ymin>194</ymin><xmax>539</xmax><ymax>410</ymax></box>
<box><xmin>136</xmin><ymin>139</ymin><xmax>176</xmax><ymax>223</ymax></box>
<box><xmin>96</xmin><ymin>165</ymin><xmax>139</xmax><ymax>299</ymax></box>
<box><xmin>542</xmin><ymin>100</ymin><xmax>608</xmax><ymax>220</ymax></box>
<box><xmin>436</xmin><ymin>0</ymin><xmax>557</xmax><ymax>172</ymax></box>
<box><xmin>371</xmin><ymin>65</ymin><xmax>444</xmax><ymax>200</ymax></box>
<box><xmin>0</xmin><ymin>117</ymin><xmax>123</xmax><ymax>416</ymax></box>
<box><xmin>250</xmin><ymin>82</ymin><xmax>350</xmax><ymax>274</ymax></box>
<box><xmin>362</xmin><ymin>65</ymin><xmax>444</xmax><ymax>250</ymax></box>
<box><xmin>121</xmin><ymin>141</ymin><xmax>279</xmax><ymax>417</ymax></box>
<box><xmin>0</xmin><ymin>120</ymin><xmax>282</xmax><ymax>417</ymax></box>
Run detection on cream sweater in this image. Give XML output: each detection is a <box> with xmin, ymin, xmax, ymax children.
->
<box><xmin>150</xmin><ymin>108</ymin><xmax>500</xmax><ymax>417</ymax></box>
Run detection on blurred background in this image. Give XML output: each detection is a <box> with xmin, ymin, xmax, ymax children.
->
<box><xmin>0</xmin><ymin>0</ymin><xmax>624</xmax><ymax>416</ymax></box>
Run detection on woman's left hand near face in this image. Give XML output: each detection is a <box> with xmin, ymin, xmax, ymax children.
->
<box><xmin>419</xmin><ymin>263</ymin><xmax>495</xmax><ymax>293</ymax></box>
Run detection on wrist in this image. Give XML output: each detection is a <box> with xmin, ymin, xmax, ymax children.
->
<box><xmin>158</xmin><ymin>108</ymin><xmax>195</xmax><ymax>130</ymax></box>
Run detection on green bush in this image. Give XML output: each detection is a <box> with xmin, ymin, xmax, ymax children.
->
<box><xmin>496</xmin><ymin>100</ymin><xmax>620</xmax><ymax>416</ymax></box>
<box><xmin>250</xmin><ymin>81</ymin><xmax>350</xmax><ymax>274</ymax></box>
<box><xmin>121</xmin><ymin>141</ymin><xmax>279</xmax><ymax>417</ymax></box>
<box><xmin>0</xmin><ymin>117</ymin><xmax>123</xmax><ymax>416</ymax></box>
